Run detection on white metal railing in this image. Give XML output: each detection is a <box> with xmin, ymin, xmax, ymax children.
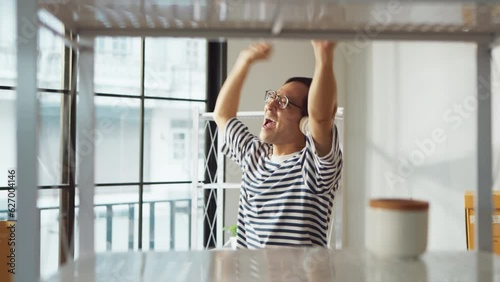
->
<box><xmin>192</xmin><ymin>108</ymin><xmax>345</xmax><ymax>249</ymax></box>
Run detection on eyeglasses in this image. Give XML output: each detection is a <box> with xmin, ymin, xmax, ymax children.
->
<box><xmin>264</xmin><ymin>90</ymin><xmax>302</xmax><ymax>110</ymax></box>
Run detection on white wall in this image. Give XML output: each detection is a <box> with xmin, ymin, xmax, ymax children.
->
<box><xmin>344</xmin><ymin>41</ymin><xmax>500</xmax><ymax>251</ymax></box>
<box><xmin>369</xmin><ymin>42</ymin><xmax>478</xmax><ymax>250</ymax></box>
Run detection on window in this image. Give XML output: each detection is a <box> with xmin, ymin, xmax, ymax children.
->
<box><xmin>112</xmin><ymin>38</ymin><xmax>129</xmax><ymax>56</ymax></box>
<box><xmin>0</xmin><ymin>4</ymin><xmax>210</xmax><ymax>277</ymax></box>
<box><xmin>94</xmin><ymin>97</ymin><xmax>141</xmax><ymax>184</ymax></box>
<box><xmin>0</xmin><ymin>0</ymin><xmax>16</xmax><ymax>87</ymax></box>
<box><xmin>96</xmin><ymin>38</ymin><xmax>106</xmax><ymax>52</ymax></box>
<box><xmin>94</xmin><ymin>37</ymin><xmax>141</xmax><ymax>95</ymax></box>
<box><xmin>172</xmin><ymin>132</ymin><xmax>186</xmax><ymax>159</ymax></box>
<box><xmin>144</xmin><ymin>38</ymin><xmax>206</xmax><ymax>99</ymax></box>
<box><xmin>80</xmin><ymin>37</ymin><xmax>208</xmax><ymax>259</ymax></box>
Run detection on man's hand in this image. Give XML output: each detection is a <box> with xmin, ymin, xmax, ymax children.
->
<box><xmin>311</xmin><ymin>40</ymin><xmax>337</xmax><ymax>52</ymax></box>
<box><xmin>238</xmin><ymin>42</ymin><xmax>273</xmax><ymax>65</ymax></box>
<box><xmin>311</xmin><ymin>40</ymin><xmax>336</xmax><ymax>63</ymax></box>
<box><xmin>214</xmin><ymin>42</ymin><xmax>272</xmax><ymax>131</ymax></box>
<box><xmin>311</xmin><ymin>40</ymin><xmax>336</xmax><ymax>50</ymax></box>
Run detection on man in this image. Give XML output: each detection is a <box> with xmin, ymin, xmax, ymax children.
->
<box><xmin>213</xmin><ymin>41</ymin><xmax>343</xmax><ymax>248</ymax></box>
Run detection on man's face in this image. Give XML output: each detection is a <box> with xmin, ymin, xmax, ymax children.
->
<box><xmin>259</xmin><ymin>81</ymin><xmax>308</xmax><ymax>145</ymax></box>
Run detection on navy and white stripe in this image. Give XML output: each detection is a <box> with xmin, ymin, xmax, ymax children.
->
<box><xmin>222</xmin><ymin>118</ymin><xmax>343</xmax><ymax>249</ymax></box>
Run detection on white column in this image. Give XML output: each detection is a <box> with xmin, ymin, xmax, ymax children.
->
<box><xmin>77</xmin><ymin>36</ymin><xmax>96</xmax><ymax>282</ymax></box>
<box><xmin>343</xmin><ymin>43</ymin><xmax>372</xmax><ymax>250</ymax></box>
<box><xmin>16</xmin><ymin>1</ymin><xmax>40</xmax><ymax>281</ymax></box>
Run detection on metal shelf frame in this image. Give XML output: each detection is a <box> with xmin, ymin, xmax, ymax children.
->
<box><xmin>16</xmin><ymin>1</ymin><xmax>496</xmax><ymax>281</ymax></box>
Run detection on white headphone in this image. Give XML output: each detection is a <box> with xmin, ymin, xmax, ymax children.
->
<box><xmin>299</xmin><ymin>116</ymin><xmax>309</xmax><ymax>135</ymax></box>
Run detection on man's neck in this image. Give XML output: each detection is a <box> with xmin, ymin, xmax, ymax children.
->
<box><xmin>272</xmin><ymin>143</ymin><xmax>305</xmax><ymax>156</ymax></box>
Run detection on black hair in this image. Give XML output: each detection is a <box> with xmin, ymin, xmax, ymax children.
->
<box><xmin>284</xmin><ymin>77</ymin><xmax>312</xmax><ymax>116</ymax></box>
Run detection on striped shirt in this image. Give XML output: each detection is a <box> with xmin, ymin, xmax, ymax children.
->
<box><xmin>222</xmin><ymin>118</ymin><xmax>343</xmax><ymax>249</ymax></box>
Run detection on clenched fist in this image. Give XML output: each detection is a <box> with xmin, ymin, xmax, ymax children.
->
<box><xmin>311</xmin><ymin>40</ymin><xmax>336</xmax><ymax>63</ymax></box>
<box><xmin>239</xmin><ymin>42</ymin><xmax>273</xmax><ymax>64</ymax></box>
<box><xmin>311</xmin><ymin>40</ymin><xmax>336</xmax><ymax>51</ymax></box>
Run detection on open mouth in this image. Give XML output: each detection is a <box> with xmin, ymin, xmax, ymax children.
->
<box><xmin>262</xmin><ymin>118</ymin><xmax>276</xmax><ymax>129</ymax></box>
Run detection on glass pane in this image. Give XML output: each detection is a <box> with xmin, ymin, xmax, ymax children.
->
<box><xmin>74</xmin><ymin>186</ymin><xmax>139</xmax><ymax>257</ymax></box>
<box><xmin>0</xmin><ymin>91</ymin><xmax>63</xmax><ymax>187</ymax></box>
<box><xmin>39</xmin><ymin>93</ymin><xmax>63</xmax><ymax>186</ymax></box>
<box><xmin>94</xmin><ymin>37</ymin><xmax>142</xmax><ymax>95</ymax></box>
<box><xmin>143</xmin><ymin>100</ymin><xmax>205</xmax><ymax>182</ymax></box>
<box><xmin>144</xmin><ymin>38</ymin><xmax>207</xmax><ymax>99</ymax></box>
<box><xmin>0</xmin><ymin>0</ymin><xmax>16</xmax><ymax>86</ymax></box>
<box><xmin>0</xmin><ymin>90</ymin><xmax>16</xmax><ymax>181</ymax></box>
<box><xmin>0</xmin><ymin>1</ymin><xmax>64</xmax><ymax>89</ymax></box>
<box><xmin>38</xmin><ymin>28</ymin><xmax>64</xmax><ymax>90</ymax></box>
<box><xmin>142</xmin><ymin>184</ymin><xmax>193</xmax><ymax>251</ymax></box>
<box><xmin>0</xmin><ymin>191</ymin><xmax>6</xmax><ymax>220</ymax></box>
<box><xmin>94</xmin><ymin>97</ymin><xmax>140</xmax><ymax>183</ymax></box>
<box><xmin>38</xmin><ymin>189</ymin><xmax>60</xmax><ymax>280</ymax></box>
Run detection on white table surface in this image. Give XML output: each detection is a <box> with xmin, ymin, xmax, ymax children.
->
<box><xmin>45</xmin><ymin>248</ymin><xmax>500</xmax><ymax>282</ymax></box>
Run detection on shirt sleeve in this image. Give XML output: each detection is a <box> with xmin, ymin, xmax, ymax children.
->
<box><xmin>302</xmin><ymin>124</ymin><xmax>343</xmax><ymax>195</ymax></box>
<box><xmin>221</xmin><ymin>118</ymin><xmax>261</xmax><ymax>168</ymax></box>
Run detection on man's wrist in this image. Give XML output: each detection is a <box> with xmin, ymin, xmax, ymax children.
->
<box><xmin>314</xmin><ymin>50</ymin><xmax>334</xmax><ymax>64</ymax></box>
<box><xmin>315</xmin><ymin>56</ymin><xmax>334</xmax><ymax>67</ymax></box>
<box><xmin>236</xmin><ymin>55</ymin><xmax>253</xmax><ymax>68</ymax></box>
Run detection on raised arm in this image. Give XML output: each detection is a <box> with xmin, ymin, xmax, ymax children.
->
<box><xmin>213</xmin><ymin>43</ymin><xmax>272</xmax><ymax>132</ymax></box>
<box><xmin>308</xmin><ymin>41</ymin><xmax>338</xmax><ymax>157</ymax></box>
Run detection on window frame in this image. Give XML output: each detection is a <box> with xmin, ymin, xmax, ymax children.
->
<box><xmin>0</xmin><ymin>35</ymin><xmax>223</xmax><ymax>265</ymax></box>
